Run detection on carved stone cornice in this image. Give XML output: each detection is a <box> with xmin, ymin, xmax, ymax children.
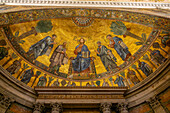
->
<box><xmin>33</xmin><ymin>103</ymin><xmax>44</xmax><ymax>113</ymax></box>
<box><xmin>125</xmin><ymin>58</ymin><xmax>170</xmax><ymax>108</ymax></box>
<box><xmin>0</xmin><ymin>94</ymin><xmax>14</xmax><ymax>109</ymax></box>
<box><xmin>51</xmin><ymin>102</ymin><xmax>62</xmax><ymax>113</ymax></box>
<box><xmin>0</xmin><ymin>66</ymin><xmax>36</xmax><ymax>108</ymax></box>
<box><xmin>117</xmin><ymin>103</ymin><xmax>129</xmax><ymax>113</ymax></box>
<box><xmin>100</xmin><ymin>102</ymin><xmax>112</xmax><ymax>113</ymax></box>
<box><xmin>0</xmin><ymin>0</ymin><xmax>169</xmax><ymax>9</ymax></box>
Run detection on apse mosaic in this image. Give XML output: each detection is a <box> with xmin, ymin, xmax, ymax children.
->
<box><xmin>0</xmin><ymin>8</ymin><xmax>169</xmax><ymax>88</ymax></box>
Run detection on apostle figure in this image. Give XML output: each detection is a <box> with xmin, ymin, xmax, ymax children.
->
<box><xmin>113</xmin><ymin>75</ymin><xmax>125</xmax><ymax>87</ymax></box>
<box><xmin>49</xmin><ymin>42</ymin><xmax>68</xmax><ymax>74</ymax></box>
<box><xmin>20</xmin><ymin>68</ymin><xmax>35</xmax><ymax>84</ymax></box>
<box><xmin>51</xmin><ymin>79</ymin><xmax>60</xmax><ymax>86</ymax></box>
<box><xmin>0</xmin><ymin>47</ymin><xmax>10</xmax><ymax>61</ymax></box>
<box><xmin>91</xmin><ymin>81</ymin><xmax>96</xmax><ymax>87</ymax></box>
<box><xmin>102</xmin><ymin>79</ymin><xmax>106</xmax><ymax>87</ymax></box>
<box><xmin>95</xmin><ymin>41</ymin><xmax>118</xmax><ymax>71</ymax></box>
<box><xmin>106</xmin><ymin>35</ymin><xmax>131</xmax><ymax>61</ymax></box>
<box><xmin>86</xmin><ymin>83</ymin><xmax>91</xmax><ymax>87</ymax></box>
<box><xmin>148</xmin><ymin>49</ymin><xmax>167</xmax><ymax>66</ymax></box>
<box><xmin>138</xmin><ymin>60</ymin><xmax>153</xmax><ymax>77</ymax></box>
<box><xmin>37</xmin><ymin>74</ymin><xmax>47</xmax><ymax>86</ymax></box>
<box><xmin>72</xmin><ymin>38</ymin><xmax>91</xmax><ymax>73</ymax></box>
<box><xmin>127</xmin><ymin>69</ymin><xmax>140</xmax><ymax>85</ymax></box>
<box><xmin>67</xmin><ymin>81</ymin><xmax>72</xmax><ymax>87</ymax></box>
<box><xmin>6</xmin><ymin>59</ymin><xmax>22</xmax><ymax>75</ymax></box>
<box><xmin>27</xmin><ymin>34</ymin><xmax>57</xmax><ymax>60</ymax></box>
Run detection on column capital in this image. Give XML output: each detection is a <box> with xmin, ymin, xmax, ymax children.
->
<box><xmin>0</xmin><ymin>94</ymin><xmax>14</xmax><ymax>109</ymax></box>
<box><xmin>146</xmin><ymin>96</ymin><xmax>161</xmax><ymax>109</ymax></box>
<box><xmin>117</xmin><ymin>102</ymin><xmax>129</xmax><ymax>113</ymax></box>
<box><xmin>100</xmin><ymin>102</ymin><xmax>112</xmax><ymax>113</ymax></box>
<box><xmin>50</xmin><ymin>102</ymin><xmax>62</xmax><ymax>113</ymax></box>
<box><xmin>33</xmin><ymin>103</ymin><xmax>44</xmax><ymax>113</ymax></box>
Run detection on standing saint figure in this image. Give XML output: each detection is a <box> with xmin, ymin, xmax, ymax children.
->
<box><xmin>49</xmin><ymin>42</ymin><xmax>68</xmax><ymax>74</ymax></box>
<box><xmin>95</xmin><ymin>41</ymin><xmax>118</xmax><ymax>71</ymax></box>
<box><xmin>0</xmin><ymin>47</ymin><xmax>10</xmax><ymax>61</ymax></box>
<box><xmin>20</xmin><ymin>68</ymin><xmax>35</xmax><ymax>84</ymax></box>
<box><xmin>51</xmin><ymin>79</ymin><xmax>60</xmax><ymax>86</ymax></box>
<box><xmin>113</xmin><ymin>75</ymin><xmax>125</xmax><ymax>87</ymax></box>
<box><xmin>72</xmin><ymin>38</ymin><xmax>91</xmax><ymax>73</ymax></box>
<box><xmin>106</xmin><ymin>35</ymin><xmax>132</xmax><ymax>61</ymax></box>
<box><xmin>138</xmin><ymin>60</ymin><xmax>153</xmax><ymax>77</ymax></box>
<box><xmin>6</xmin><ymin>59</ymin><xmax>22</xmax><ymax>75</ymax></box>
<box><xmin>27</xmin><ymin>34</ymin><xmax>57</xmax><ymax>60</ymax></box>
<box><xmin>127</xmin><ymin>69</ymin><xmax>140</xmax><ymax>85</ymax></box>
<box><xmin>148</xmin><ymin>49</ymin><xmax>167</xmax><ymax>66</ymax></box>
<box><xmin>37</xmin><ymin>74</ymin><xmax>47</xmax><ymax>86</ymax></box>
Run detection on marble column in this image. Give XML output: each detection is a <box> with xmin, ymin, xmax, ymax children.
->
<box><xmin>0</xmin><ymin>94</ymin><xmax>14</xmax><ymax>113</ymax></box>
<box><xmin>118</xmin><ymin>103</ymin><xmax>129</xmax><ymax>113</ymax></box>
<box><xmin>51</xmin><ymin>102</ymin><xmax>62</xmax><ymax>113</ymax></box>
<box><xmin>33</xmin><ymin>103</ymin><xmax>44</xmax><ymax>113</ymax></box>
<box><xmin>147</xmin><ymin>96</ymin><xmax>166</xmax><ymax>113</ymax></box>
<box><xmin>100</xmin><ymin>102</ymin><xmax>112</xmax><ymax>113</ymax></box>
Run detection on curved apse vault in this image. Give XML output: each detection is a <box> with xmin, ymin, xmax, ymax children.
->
<box><xmin>0</xmin><ymin>8</ymin><xmax>169</xmax><ymax>88</ymax></box>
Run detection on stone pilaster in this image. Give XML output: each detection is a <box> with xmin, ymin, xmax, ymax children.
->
<box><xmin>118</xmin><ymin>103</ymin><xmax>129</xmax><ymax>113</ymax></box>
<box><xmin>33</xmin><ymin>103</ymin><xmax>44</xmax><ymax>113</ymax></box>
<box><xmin>100</xmin><ymin>102</ymin><xmax>112</xmax><ymax>113</ymax></box>
<box><xmin>0</xmin><ymin>94</ymin><xmax>14</xmax><ymax>113</ymax></box>
<box><xmin>50</xmin><ymin>102</ymin><xmax>62</xmax><ymax>113</ymax></box>
<box><xmin>147</xmin><ymin>96</ymin><xmax>166</xmax><ymax>113</ymax></box>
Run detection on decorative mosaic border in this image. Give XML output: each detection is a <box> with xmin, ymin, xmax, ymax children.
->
<box><xmin>38</xmin><ymin>94</ymin><xmax>125</xmax><ymax>99</ymax></box>
<box><xmin>3</xmin><ymin>25</ymin><xmax>160</xmax><ymax>81</ymax></box>
<box><xmin>1</xmin><ymin>0</ymin><xmax>170</xmax><ymax>9</ymax></box>
<box><xmin>0</xmin><ymin>8</ymin><xmax>169</xmax><ymax>30</ymax></box>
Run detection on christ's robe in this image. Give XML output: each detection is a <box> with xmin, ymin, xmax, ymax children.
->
<box><xmin>72</xmin><ymin>44</ymin><xmax>91</xmax><ymax>72</ymax></box>
<box><xmin>27</xmin><ymin>36</ymin><xmax>54</xmax><ymax>59</ymax></box>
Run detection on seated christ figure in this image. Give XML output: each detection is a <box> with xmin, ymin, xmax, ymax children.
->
<box><xmin>72</xmin><ymin>38</ymin><xmax>91</xmax><ymax>73</ymax></box>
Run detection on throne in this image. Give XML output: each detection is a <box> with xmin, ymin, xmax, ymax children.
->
<box><xmin>68</xmin><ymin>56</ymin><xmax>96</xmax><ymax>80</ymax></box>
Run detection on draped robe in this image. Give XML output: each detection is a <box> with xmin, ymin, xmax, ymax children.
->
<box><xmin>114</xmin><ymin>76</ymin><xmax>125</xmax><ymax>87</ymax></box>
<box><xmin>72</xmin><ymin>44</ymin><xmax>91</xmax><ymax>72</ymax></box>
<box><xmin>138</xmin><ymin>62</ymin><xmax>153</xmax><ymax>76</ymax></box>
<box><xmin>109</xmin><ymin>36</ymin><xmax>131</xmax><ymax>61</ymax></box>
<box><xmin>50</xmin><ymin>45</ymin><xmax>67</xmax><ymax>67</ymax></box>
<box><xmin>150</xmin><ymin>50</ymin><xmax>167</xmax><ymax>66</ymax></box>
<box><xmin>20</xmin><ymin>69</ymin><xmax>34</xmax><ymax>84</ymax></box>
<box><xmin>28</xmin><ymin>36</ymin><xmax>54</xmax><ymax>59</ymax></box>
<box><xmin>97</xmin><ymin>45</ymin><xmax>117</xmax><ymax>71</ymax></box>
<box><xmin>37</xmin><ymin>76</ymin><xmax>47</xmax><ymax>86</ymax></box>
<box><xmin>6</xmin><ymin>60</ymin><xmax>21</xmax><ymax>74</ymax></box>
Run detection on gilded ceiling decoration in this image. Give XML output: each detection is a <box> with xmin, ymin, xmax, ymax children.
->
<box><xmin>0</xmin><ymin>8</ymin><xmax>169</xmax><ymax>88</ymax></box>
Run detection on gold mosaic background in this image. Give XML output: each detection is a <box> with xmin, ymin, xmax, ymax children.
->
<box><xmin>0</xmin><ymin>17</ymin><xmax>169</xmax><ymax>88</ymax></box>
<box><xmin>10</xmin><ymin>18</ymin><xmax>152</xmax><ymax>74</ymax></box>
